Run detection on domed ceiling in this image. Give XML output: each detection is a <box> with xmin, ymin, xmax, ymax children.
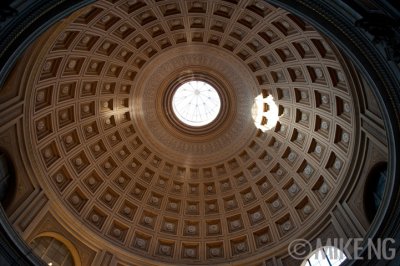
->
<box><xmin>23</xmin><ymin>0</ymin><xmax>359</xmax><ymax>264</ymax></box>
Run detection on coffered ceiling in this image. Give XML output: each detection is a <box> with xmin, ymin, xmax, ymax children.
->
<box><xmin>22</xmin><ymin>0</ymin><xmax>360</xmax><ymax>264</ymax></box>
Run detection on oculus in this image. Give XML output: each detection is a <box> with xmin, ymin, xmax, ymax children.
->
<box><xmin>172</xmin><ymin>81</ymin><xmax>221</xmax><ymax>127</ymax></box>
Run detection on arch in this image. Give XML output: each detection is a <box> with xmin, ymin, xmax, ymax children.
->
<box><xmin>31</xmin><ymin>232</ymin><xmax>82</xmax><ymax>266</ymax></box>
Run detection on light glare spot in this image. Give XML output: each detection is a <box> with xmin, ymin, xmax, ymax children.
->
<box><xmin>252</xmin><ymin>94</ymin><xmax>279</xmax><ymax>131</ymax></box>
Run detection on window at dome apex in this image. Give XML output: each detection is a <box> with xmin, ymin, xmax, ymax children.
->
<box><xmin>172</xmin><ymin>81</ymin><xmax>221</xmax><ymax>127</ymax></box>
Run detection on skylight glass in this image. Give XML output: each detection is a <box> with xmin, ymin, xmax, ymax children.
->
<box><xmin>302</xmin><ymin>246</ymin><xmax>347</xmax><ymax>266</ymax></box>
<box><xmin>172</xmin><ymin>81</ymin><xmax>221</xmax><ymax>127</ymax></box>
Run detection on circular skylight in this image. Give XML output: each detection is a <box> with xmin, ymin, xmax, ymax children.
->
<box><xmin>172</xmin><ymin>81</ymin><xmax>221</xmax><ymax>127</ymax></box>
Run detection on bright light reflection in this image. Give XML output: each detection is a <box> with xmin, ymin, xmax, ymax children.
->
<box><xmin>302</xmin><ymin>246</ymin><xmax>347</xmax><ymax>266</ymax></box>
<box><xmin>252</xmin><ymin>94</ymin><xmax>279</xmax><ymax>131</ymax></box>
<box><xmin>172</xmin><ymin>81</ymin><xmax>221</xmax><ymax>127</ymax></box>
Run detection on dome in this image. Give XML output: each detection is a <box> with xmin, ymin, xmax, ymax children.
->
<box><xmin>0</xmin><ymin>0</ymin><xmax>399</xmax><ymax>265</ymax></box>
<box><xmin>23</xmin><ymin>1</ymin><xmax>358</xmax><ymax>263</ymax></box>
